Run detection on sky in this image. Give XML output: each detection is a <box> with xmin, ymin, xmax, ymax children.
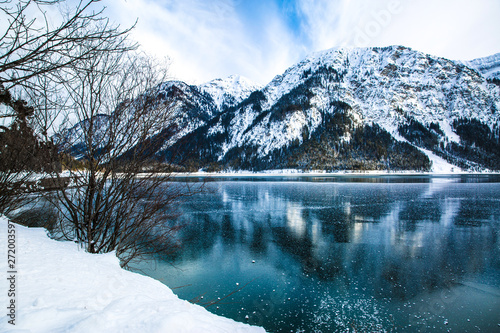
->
<box><xmin>102</xmin><ymin>0</ymin><xmax>500</xmax><ymax>85</ymax></box>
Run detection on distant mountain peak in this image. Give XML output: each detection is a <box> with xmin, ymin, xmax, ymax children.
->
<box><xmin>198</xmin><ymin>75</ymin><xmax>262</xmax><ymax>110</ymax></box>
<box><xmin>459</xmin><ymin>52</ymin><xmax>500</xmax><ymax>80</ymax></box>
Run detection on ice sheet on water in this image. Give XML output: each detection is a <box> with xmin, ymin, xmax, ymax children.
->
<box><xmin>310</xmin><ymin>294</ymin><xmax>393</xmax><ymax>333</ymax></box>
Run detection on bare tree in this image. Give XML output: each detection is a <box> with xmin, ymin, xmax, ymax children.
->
<box><xmin>1</xmin><ymin>0</ymin><xmax>196</xmax><ymax>266</ymax></box>
<box><xmin>49</xmin><ymin>40</ymin><xmax>197</xmax><ymax>267</ymax></box>
<box><xmin>1</xmin><ymin>0</ymin><xmax>133</xmax><ymax>213</ymax></box>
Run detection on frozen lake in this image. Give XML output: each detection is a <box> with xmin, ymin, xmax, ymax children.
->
<box><xmin>132</xmin><ymin>175</ymin><xmax>500</xmax><ymax>332</ymax></box>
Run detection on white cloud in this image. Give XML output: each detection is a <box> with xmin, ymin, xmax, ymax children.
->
<box><xmin>106</xmin><ymin>0</ymin><xmax>300</xmax><ymax>85</ymax></box>
<box><xmin>295</xmin><ymin>0</ymin><xmax>399</xmax><ymax>50</ymax></box>
<box><xmin>102</xmin><ymin>0</ymin><xmax>500</xmax><ymax>85</ymax></box>
<box><xmin>376</xmin><ymin>0</ymin><xmax>500</xmax><ymax>61</ymax></box>
<box><xmin>107</xmin><ymin>0</ymin><xmax>244</xmax><ymax>82</ymax></box>
<box><xmin>296</xmin><ymin>0</ymin><xmax>500</xmax><ymax>60</ymax></box>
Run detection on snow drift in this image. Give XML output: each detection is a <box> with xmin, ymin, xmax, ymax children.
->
<box><xmin>0</xmin><ymin>216</ymin><xmax>265</xmax><ymax>333</ymax></box>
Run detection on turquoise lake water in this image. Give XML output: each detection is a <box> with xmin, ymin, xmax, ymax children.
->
<box><xmin>132</xmin><ymin>175</ymin><xmax>500</xmax><ymax>332</ymax></box>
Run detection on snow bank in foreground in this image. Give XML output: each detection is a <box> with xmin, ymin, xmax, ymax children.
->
<box><xmin>0</xmin><ymin>217</ymin><xmax>265</xmax><ymax>333</ymax></box>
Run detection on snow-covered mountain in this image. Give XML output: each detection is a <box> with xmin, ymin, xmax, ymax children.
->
<box><xmin>160</xmin><ymin>46</ymin><xmax>499</xmax><ymax>172</ymax></box>
<box><xmin>64</xmin><ymin>46</ymin><xmax>500</xmax><ymax>173</ymax></box>
<box><xmin>60</xmin><ymin>76</ymin><xmax>260</xmax><ymax>158</ymax></box>
<box><xmin>153</xmin><ymin>76</ymin><xmax>261</xmax><ymax>151</ymax></box>
<box><xmin>459</xmin><ymin>53</ymin><xmax>500</xmax><ymax>81</ymax></box>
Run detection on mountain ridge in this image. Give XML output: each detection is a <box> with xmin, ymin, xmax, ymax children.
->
<box><xmin>64</xmin><ymin>46</ymin><xmax>500</xmax><ymax>173</ymax></box>
<box><xmin>459</xmin><ymin>52</ymin><xmax>500</xmax><ymax>81</ymax></box>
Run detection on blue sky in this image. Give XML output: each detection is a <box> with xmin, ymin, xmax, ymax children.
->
<box><xmin>105</xmin><ymin>0</ymin><xmax>500</xmax><ymax>85</ymax></box>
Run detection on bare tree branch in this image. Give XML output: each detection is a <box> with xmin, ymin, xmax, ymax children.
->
<box><xmin>0</xmin><ymin>0</ymin><xmax>135</xmax><ymax>91</ymax></box>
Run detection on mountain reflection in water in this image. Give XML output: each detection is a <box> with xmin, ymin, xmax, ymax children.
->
<box><xmin>134</xmin><ymin>177</ymin><xmax>500</xmax><ymax>332</ymax></box>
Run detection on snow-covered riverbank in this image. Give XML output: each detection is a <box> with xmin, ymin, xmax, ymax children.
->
<box><xmin>0</xmin><ymin>216</ymin><xmax>265</xmax><ymax>332</ymax></box>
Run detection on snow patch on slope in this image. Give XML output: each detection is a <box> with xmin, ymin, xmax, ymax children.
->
<box><xmin>419</xmin><ymin>148</ymin><xmax>461</xmax><ymax>174</ymax></box>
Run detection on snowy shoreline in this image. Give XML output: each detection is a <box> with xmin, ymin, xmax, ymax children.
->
<box><xmin>0</xmin><ymin>217</ymin><xmax>265</xmax><ymax>333</ymax></box>
<box><xmin>170</xmin><ymin>169</ymin><xmax>500</xmax><ymax>178</ymax></box>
